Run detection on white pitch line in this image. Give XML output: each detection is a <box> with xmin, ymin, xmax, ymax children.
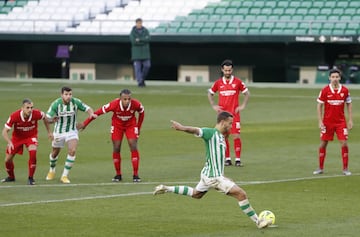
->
<box><xmin>0</xmin><ymin>174</ymin><xmax>357</xmax><ymax>207</ymax></box>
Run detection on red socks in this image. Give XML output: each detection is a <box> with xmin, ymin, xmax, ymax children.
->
<box><xmin>131</xmin><ymin>150</ymin><xmax>140</xmax><ymax>176</ymax></box>
<box><xmin>28</xmin><ymin>150</ymin><xmax>37</xmax><ymax>178</ymax></box>
<box><xmin>112</xmin><ymin>152</ymin><xmax>121</xmax><ymax>175</ymax></box>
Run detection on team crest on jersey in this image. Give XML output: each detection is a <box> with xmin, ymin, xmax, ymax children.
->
<box><xmin>340</xmin><ymin>93</ymin><xmax>344</xmax><ymax>97</ymax></box>
<box><xmin>232</xmin><ymin>84</ymin><xmax>236</xmax><ymax>88</ymax></box>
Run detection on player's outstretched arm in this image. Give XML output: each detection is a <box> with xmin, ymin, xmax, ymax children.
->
<box><xmin>170</xmin><ymin>120</ymin><xmax>200</xmax><ymax>136</ymax></box>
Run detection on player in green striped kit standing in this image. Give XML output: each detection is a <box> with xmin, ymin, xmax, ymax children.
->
<box><xmin>45</xmin><ymin>86</ymin><xmax>96</xmax><ymax>184</ymax></box>
<box><xmin>154</xmin><ymin>111</ymin><xmax>272</xmax><ymax>229</ymax></box>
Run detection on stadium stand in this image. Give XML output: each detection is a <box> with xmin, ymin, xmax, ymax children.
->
<box><xmin>0</xmin><ymin>0</ymin><xmax>359</xmax><ymax>36</ymax></box>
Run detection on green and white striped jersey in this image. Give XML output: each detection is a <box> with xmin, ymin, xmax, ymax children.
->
<box><xmin>46</xmin><ymin>97</ymin><xmax>89</xmax><ymax>134</ymax></box>
<box><xmin>198</xmin><ymin>127</ymin><xmax>226</xmax><ymax>178</ymax></box>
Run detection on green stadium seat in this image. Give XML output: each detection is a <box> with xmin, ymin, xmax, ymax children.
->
<box><xmin>226</xmin><ymin>7</ymin><xmax>237</xmax><ymax>15</ymax></box>
<box><xmin>193</xmin><ymin>22</ymin><xmax>204</xmax><ymax>28</ymax></box>
<box><xmin>316</xmin><ymin>15</ymin><xmax>328</xmax><ymax>21</ymax></box>
<box><xmin>289</xmin><ymin>1</ymin><xmax>301</xmax><ymax>8</ymax></box>
<box><xmin>320</xmin><ymin>8</ymin><xmax>332</xmax><ymax>15</ymax></box>
<box><xmin>327</xmin><ymin>15</ymin><xmax>340</xmax><ymax>21</ymax></box>
<box><xmin>244</xmin><ymin>15</ymin><xmax>257</xmax><ymax>21</ymax></box>
<box><xmin>169</xmin><ymin>21</ymin><xmax>181</xmax><ymax>28</ymax></box>
<box><xmin>332</xmin><ymin>8</ymin><xmax>344</xmax><ymax>15</ymax></box>
<box><xmin>181</xmin><ymin>21</ymin><xmax>192</xmax><ymax>28</ymax></box>
<box><xmin>197</xmin><ymin>14</ymin><xmax>210</xmax><ymax>21</ymax></box>
<box><xmin>272</xmin><ymin>28</ymin><xmax>285</xmax><ymax>35</ymax></box>
<box><xmin>279</xmin><ymin>15</ymin><xmax>291</xmax><ymax>21</ymax></box>
<box><xmin>239</xmin><ymin>22</ymin><xmax>251</xmax><ymax>29</ymax></box>
<box><xmin>332</xmin><ymin>29</ymin><xmax>344</xmax><ymax>35</ymax></box>
<box><xmin>16</xmin><ymin>0</ymin><xmax>28</xmax><ymax>7</ymax></box>
<box><xmin>0</xmin><ymin>6</ymin><xmax>12</xmax><ymax>14</ymax></box>
<box><xmin>267</xmin><ymin>15</ymin><xmax>280</xmax><ymax>21</ymax></box>
<box><xmin>320</xmin><ymin>29</ymin><xmax>332</xmax><ymax>35</ymax></box>
<box><xmin>255</xmin><ymin>15</ymin><xmax>267</xmax><ymax>21</ymax></box>
<box><xmin>344</xmin><ymin>29</ymin><xmax>357</xmax><ymax>35</ymax></box>
<box><xmin>303</xmin><ymin>15</ymin><xmax>316</xmax><ymax>21</ymax></box>
<box><xmin>250</xmin><ymin>22</ymin><xmax>262</xmax><ymax>29</ymax></box>
<box><xmin>298</xmin><ymin>22</ymin><xmax>310</xmax><ymax>30</ymax></box>
<box><xmin>286</xmin><ymin>22</ymin><xmax>299</xmax><ymax>29</ymax></box>
<box><xmin>203</xmin><ymin>22</ymin><xmax>216</xmax><ymax>28</ymax></box>
<box><xmin>262</xmin><ymin>22</ymin><xmax>275</xmax><ymax>30</ymax></box>
<box><xmin>208</xmin><ymin>14</ymin><xmax>221</xmax><ymax>21</ymax></box>
<box><xmin>238</xmin><ymin>8</ymin><xmax>249</xmax><ymax>15</ymax></box>
<box><xmin>308</xmin><ymin>8</ymin><xmax>320</xmax><ymax>15</ymax></box>
<box><xmin>272</xmin><ymin>8</ymin><xmax>284</xmax><ymax>15</ymax></box>
<box><xmin>347</xmin><ymin>23</ymin><xmax>359</xmax><ymax>32</ymax></box>
<box><xmin>214</xmin><ymin>7</ymin><xmax>226</xmax><ymax>15</ymax></box>
<box><xmin>294</xmin><ymin>28</ymin><xmax>308</xmax><ymax>35</ymax></box>
<box><xmin>224</xmin><ymin>27</ymin><xmax>237</xmax><ymax>35</ymax></box>
<box><xmin>264</xmin><ymin>1</ymin><xmax>277</xmax><ymax>8</ymax></box>
<box><xmin>312</xmin><ymin>2</ymin><xmax>325</xmax><ymax>8</ymax></box>
<box><xmin>282</xmin><ymin>28</ymin><xmax>295</xmax><ymax>35</ymax></box>
<box><xmin>242</xmin><ymin>1</ymin><xmax>253</xmax><ymax>8</ymax></box>
<box><xmin>229</xmin><ymin>0</ymin><xmax>242</xmax><ymax>8</ymax></box>
<box><xmin>186</xmin><ymin>14</ymin><xmax>198</xmax><ymax>21</ymax></box>
<box><xmin>336</xmin><ymin>1</ymin><xmax>349</xmax><ymax>8</ymax></box>
<box><xmin>274</xmin><ymin>22</ymin><xmax>287</xmax><ymax>29</ymax></box>
<box><xmin>200</xmin><ymin>27</ymin><xmax>212</xmax><ymax>34</ymax></box>
<box><xmin>215</xmin><ymin>22</ymin><xmax>228</xmax><ymax>29</ymax></box>
<box><xmin>324</xmin><ymin>1</ymin><xmax>336</xmax><ymax>8</ymax></box>
<box><xmin>277</xmin><ymin>1</ymin><xmax>289</xmax><ymax>8</ymax></box>
<box><xmin>253</xmin><ymin>1</ymin><xmax>265</xmax><ymax>8</ymax></box>
<box><xmin>261</xmin><ymin>7</ymin><xmax>273</xmax><ymax>15</ymax></box>
<box><xmin>334</xmin><ymin>22</ymin><xmax>347</xmax><ymax>30</ymax></box>
<box><xmin>220</xmin><ymin>14</ymin><xmax>232</xmax><ymax>22</ymax></box>
<box><xmin>202</xmin><ymin>7</ymin><xmax>215</xmax><ymax>15</ymax></box>
<box><xmin>284</xmin><ymin>8</ymin><xmax>296</xmax><ymax>15</ymax></box>
<box><xmin>300</xmin><ymin>1</ymin><xmax>312</xmax><ymax>8</ymax></box>
<box><xmin>212</xmin><ymin>27</ymin><xmax>225</xmax><ymax>34</ymax></box>
<box><xmin>344</xmin><ymin>8</ymin><xmax>356</xmax><ymax>15</ymax></box>
<box><xmin>296</xmin><ymin>8</ymin><xmax>308</xmax><ymax>15</ymax></box>
<box><xmin>228</xmin><ymin>22</ymin><xmax>239</xmax><ymax>29</ymax></box>
<box><xmin>339</xmin><ymin>15</ymin><xmax>352</xmax><ymax>21</ymax></box>
<box><xmin>349</xmin><ymin>1</ymin><xmax>360</xmax><ymax>8</ymax></box>
<box><xmin>249</xmin><ymin>7</ymin><xmax>261</xmax><ymax>15</ymax></box>
<box><xmin>247</xmin><ymin>28</ymin><xmax>261</xmax><ymax>34</ymax></box>
<box><xmin>352</xmin><ymin>15</ymin><xmax>360</xmax><ymax>21</ymax></box>
<box><xmin>292</xmin><ymin>15</ymin><xmax>304</xmax><ymax>21</ymax></box>
<box><xmin>259</xmin><ymin>28</ymin><xmax>272</xmax><ymax>35</ymax></box>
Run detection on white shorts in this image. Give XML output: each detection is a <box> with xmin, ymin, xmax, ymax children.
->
<box><xmin>52</xmin><ymin>131</ymin><xmax>79</xmax><ymax>148</ymax></box>
<box><xmin>195</xmin><ymin>173</ymin><xmax>236</xmax><ymax>194</ymax></box>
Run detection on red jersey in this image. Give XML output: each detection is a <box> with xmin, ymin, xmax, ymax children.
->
<box><xmin>97</xmin><ymin>98</ymin><xmax>144</xmax><ymax>128</ymax></box>
<box><xmin>317</xmin><ymin>84</ymin><xmax>351</xmax><ymax>125</ymax></box>
<box><xmin>209</xmin><ymin>76</ymin><xmax>248</xmax><ymax>113</ymax></box>
<box><xmin>4</xmin><ymin>109</ymin><xmax>45</xmax><ymax>139</ymax></box>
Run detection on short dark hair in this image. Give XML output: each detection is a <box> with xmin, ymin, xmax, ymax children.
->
<box><xmin>135</xmin><ymin>18</ymin><xmax>142</xmax><ymax>23</ymax></box>
<box><xmin>61</xmin><ymin>86</ymin><xmax>72</xmax><ymax>93</ymax></box>
<box><xmin>217</xmin><ymin>111</ymin><xmax>233</xmax><ymax>123</ymax></box>
<box><xmin>22</xmin><ymin>98</ymin><xmax>32</xmax><ymax>104</ymax></box>
<box><xmin>120</xmin><ymin>89</ymin><xmax>132</xmax><ymax>96</ymax></box>
<box><xmin>221</xmin><ymin>59</ymin><xmax>233</xmax><ymax>68</ymax></box>
<box><xmin>329</xmin><ymin>68</ymin><xmax>342</xmax><ymax>77</ymax></box>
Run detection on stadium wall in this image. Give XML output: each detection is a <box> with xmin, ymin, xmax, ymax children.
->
<box><xmin>0</xmin><ymin>34</ymin><xmax>359</xmax><ymax>82</ymax></box>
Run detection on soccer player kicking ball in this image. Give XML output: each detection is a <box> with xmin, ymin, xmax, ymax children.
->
<box><xmin>313</xmin><ymin>68</ymin><xmax>353</xmax><ymax>176</ymax></box>
<box><xmin>1</xmin><ymin>99</ymin><xmax>52</xmax><ymax>185</ymax></box>
<box><xmin>154</xmin><ymin>112</ymin><xmax>272</xmax><ymax>229</ymax></box>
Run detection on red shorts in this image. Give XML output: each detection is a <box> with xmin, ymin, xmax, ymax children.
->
<box><xmin>6</xmin><ymin>136</ymin><xmax>38</xmax><ymax>155</ymax></box>
<box><xmin>111</xmin><ymin>125</ymin><xmax>139</xmax><ymax>141</ymax></box>
<box><xmin>320</xmin><ymin>123</ymin><xmax>348</xmax><ymax>141</ymax></box>
<box><xmin>230</xmin><ymin>113</ymin><xmax>241</xmax><ymax>134</ymax></box>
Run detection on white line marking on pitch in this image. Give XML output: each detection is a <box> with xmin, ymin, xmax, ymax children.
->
<box><xmin>0</xmin><ymin>174</ymin><xmax>357</xmax><ymax>207</ymax></box>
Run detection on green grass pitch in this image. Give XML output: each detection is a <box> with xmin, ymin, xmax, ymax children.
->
<box><xmin>0</xmin><ymin>80</ymin><xmax>359</xmax><ymax>237</ymax></box>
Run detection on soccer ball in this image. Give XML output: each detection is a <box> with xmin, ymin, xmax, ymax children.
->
<box><xmin>259</xmin><ymin>210</ymin><xmax>275</xmax><ymax>225</ymax></box>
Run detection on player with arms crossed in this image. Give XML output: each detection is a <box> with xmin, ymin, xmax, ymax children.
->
<box><xmin>154</xmin><ymin>111</ymin><xmax>272</xmax><ymax>229</ymax></box>
<box><xmin>208</xmin><ymin>59</ymin><xmax>250</xmax><ymax>167</ymax></box>
<box><xmin>1</xmin><ymin>99</ymin><xmax>52</xmax><ymax>185</ymax></box>
<box><xmin>313</xmin><ymin>68</ymin><xmax>353</xmax><ymax>176</ymax></box>
<box><xmin>45</xmin><ymin>86</ymin><xmax>96</xmax><ymax>184</ymax></box>
<box><xmin>79</xmin><ymin>89</ymin><xmax>145</xmax><ymax>182</ymax></box>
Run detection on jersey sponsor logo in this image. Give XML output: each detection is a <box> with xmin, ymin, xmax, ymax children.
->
<box><xmin>219</xmin><ymin>90</ymin><xmax>237</xmax><ymax>96</ymax></box>
<box><xmin>328</xmin><ymin>100</ymin><xmax>344</xmax><ymax>105</ymax></box>
<box><xmin>116</xmin><ymin>115</ymin><xmax>133</xmax><ymax>121</ymax></box>
<box><xmin>58</xmin><ymin>111</ymin><xmax>75</xmax><ymax>116</ymax></box>
<box><xmin>16</xmin><ymin>125</ymin><xmax>35</xmax><ymax>131</ymax></box>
